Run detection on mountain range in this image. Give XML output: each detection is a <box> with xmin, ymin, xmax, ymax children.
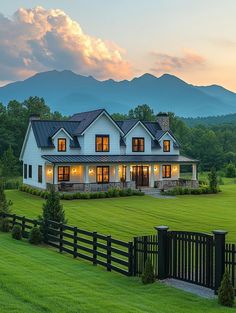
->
<box><xmin>0</xmin><ymin>70</ymin><xmax>236</xmax><ymax>117</ymax></box>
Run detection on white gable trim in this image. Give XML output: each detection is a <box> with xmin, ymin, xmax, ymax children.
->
<box><xmin>51</xmin><ymin>128</ymin><xmax>73</xmax><ymax>140</ymax></box>
<box><xmin>124</xmin><ymin>121</ymin><xmax>155</xmax><ymax>139</ymax></box>
<box><xmin>158</xmin><ymin>131</ymin><xmax>177</xmax><ymax>143</ymax></box>
<box><xmin>81</xmin><ymin>111</ymin><xmax>124</xmax><ymax>136</ymax></box>
<box><xmin>19</xmin><ymin>123</ymin><xmax>32</xmax><ymax>161</ymax></box>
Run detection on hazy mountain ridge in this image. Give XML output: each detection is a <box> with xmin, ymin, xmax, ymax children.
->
<box><xmin>0</xmin><ymin>70</ymin><xmax>236</xmax><ymax>117</ymax></box>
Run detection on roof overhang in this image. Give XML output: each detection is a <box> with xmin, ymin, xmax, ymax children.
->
<box><xmin>123</xmin><ymin>120</ymin><xmax>155</xmax><ymax>139</ymax></box>
<box><xmin>80</xmin><ymin>110</ymin><xmax>124</xmax><ymax>136</ymax></box>
<box><xmin>41</xmin><ymin>154</ymin><xmax>199</xmax><ymax>164</ymax></box>
<box><xmin>51</xmin><ymin>127</ymin><xmax>73</xmax><ymax>140</ymax></box>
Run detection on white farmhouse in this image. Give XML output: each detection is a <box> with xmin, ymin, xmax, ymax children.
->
<box><xmin>20</xmin><ymin>109</ymin><xmax>198</xmax><ymax>191</ymax></box>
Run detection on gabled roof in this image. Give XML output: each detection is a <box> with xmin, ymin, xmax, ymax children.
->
<box><xmin>70</xmin><ymin>108</ymin><xmax>123</xmax><ymax>135</ymax></box>
<box><xmin>31</xmin><ymin>120</ymin><xmax>80</xmax><ymax>148</ymax></box>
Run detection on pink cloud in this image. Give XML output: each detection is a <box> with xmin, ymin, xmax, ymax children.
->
<box><xmin>0</xmin><ymin>7</ymin><xmax>132</xmax><ymax>81</ymax></box>
<box><xmin>150</xmin><ymin>50</ymin><xmax>206</xmax><ymax>74</ymax></box>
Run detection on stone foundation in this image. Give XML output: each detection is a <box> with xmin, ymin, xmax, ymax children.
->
<box><xmin>155</xmin><ymin>179</ymin><xmax>199</xmax><ymax>190</ymax></box>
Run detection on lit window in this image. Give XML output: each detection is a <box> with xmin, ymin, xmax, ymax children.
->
<box><xmin>58</xmin><ymin>138</ymin><xmax>66</xmax><ymax>152</ymax></box>
<box><xmin>58</xmin><ymin>166</ymin><xmax>70</xmax><ymax>181</ymax></box>
<box><xmin>162</xmin><ymin>165</ymin><xmax>171</xmax><ymax>178</ymax></box>
<box><xmin>163</xmin><ymin>140</ymin><xmax>170</xmax><ymax>152</ymax></box>
<box><xmin>96</xmin><ymin>135</ymin><xmax>109</xmax><ymax>152</ymax></box>
<box><xmin>132</xmin><ymin>138</ymin><xmax>144</xmax><ymax>152</ymax></box>
<box><xmin>96</xmin><ymin>166</ymin><xmax>109</xmax><ymax>183</ymax></box>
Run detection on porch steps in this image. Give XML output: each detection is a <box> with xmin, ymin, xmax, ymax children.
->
<box><xmin>139</xmin><ymin>188</ymin><xmax>161</xmax><ymax>196</ymax></box>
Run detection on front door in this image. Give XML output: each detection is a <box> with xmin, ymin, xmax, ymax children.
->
<box><xmin>132</xmin><ymin>166</ymin><xmax>149</xmax><ymax>187</ymax></box>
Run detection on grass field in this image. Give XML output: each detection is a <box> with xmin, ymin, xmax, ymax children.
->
<box><xmin>6</xmin><ymin>182</ymin><xmax>236</xmax><ymax>242</ymax></box>
<box><xmin>0</xmin><ymin>232</ymin><xmax>235</xmax><ymax>313</ymax></box>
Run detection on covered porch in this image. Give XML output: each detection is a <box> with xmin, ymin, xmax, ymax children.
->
<box><xmin>42</xmin><ymin>155</ymin><xmax>199</xmax><ymax>192</ymax></box>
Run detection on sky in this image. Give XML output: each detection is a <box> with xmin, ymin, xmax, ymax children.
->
<box><xmin>0</xmin><ymin>0</ymin><xmax>236</xmax><ymax>91</ymax></box>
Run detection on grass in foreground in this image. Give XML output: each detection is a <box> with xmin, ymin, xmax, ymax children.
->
<box><xmin>0</xmin><ymin>233</ymin><xmax>234</xmax><ymax>313</ymax></box>
<box><xmin>6</xmin><ymin>183</ymin><xmax>236</xmax><ymax>241</ymax></box>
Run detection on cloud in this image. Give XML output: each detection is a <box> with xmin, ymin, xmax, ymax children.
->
<box><xmin>0</xmin><ymin>7</ymin><xmax>132</xmax><ymax>81</ymax></box>
<box><xmin>150</xmin><ymin>50</ymin><xmax>206</xmax><ymax>74</ymax></box>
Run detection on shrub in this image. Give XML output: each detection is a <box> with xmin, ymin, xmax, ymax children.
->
<box><xmin>218</xmin><ymin>269</ymin><xmax>234</xmax><ymax>307</ymax></box>
<box><xmin>225</xmin><ymin>163</ymin><xmax>236</xmax><ymax>178</ymax></box>
<box><xmin>208</xmin><ymin>167</ymin><xmax>218</xmax><ymax>193</ymax></box>
<box><xmin>29</xmin><ymin>227</ymin><xmax>42</xmax><ymax>245</ymax></box>
<box><xmin>0</xmin><ymin>218</ymin><xmax>10</xmax><ymax>232</ymax></box>
<box><xmin>12</xmin><ymin>225</ymin><xmax>22</xmax><ymax>240</ymax></box>
<box><xmin>142</xmin><ymin>258</ymin><xmax>155</xmax><ymax>284</ymax></box>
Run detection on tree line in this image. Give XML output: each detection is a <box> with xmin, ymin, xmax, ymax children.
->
<box><xmin>0</xmin><ymin>100</ymin><xmax>236</xmax><ymax>179</ymax></box>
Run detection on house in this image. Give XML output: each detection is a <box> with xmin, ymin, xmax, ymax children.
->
<box><xmin>20</xmin><ymin>109</ymin><xmax>199</xmax><ymax>192</ymax></box>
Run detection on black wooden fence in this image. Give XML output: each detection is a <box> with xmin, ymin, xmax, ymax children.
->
<box><xmin>2</xmin><ymin>212</ymin><xmax>236</xmax><ymax>293</ymax></box>
<box><xmin>1</xmin><ymin>213</ymin><xmax>133</xmax><ymax>276</ymax></box>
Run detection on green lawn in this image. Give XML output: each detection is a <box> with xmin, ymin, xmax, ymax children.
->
<box><xmin>6</xmin><ymin>183</ymin><xmax>236</xmax><ymax>242</ymax></box>
<box><xmin>0</xmin><ymin>233</ymin><xmax>234</xmax><ymax>313</ymax></box>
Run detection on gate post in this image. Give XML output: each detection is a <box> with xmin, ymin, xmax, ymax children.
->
<box><xmin>155</xmin><ymin>226</ymin><xmax>169</xmax><ymax>280</ymax></box>
<box><xmin>212</xmin><ymin>230</ymin><xmax>227</xmax><ymax>294</ymax></box>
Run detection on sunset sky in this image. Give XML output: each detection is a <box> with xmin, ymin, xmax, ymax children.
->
<box><xmin>1</xmin><ymin>0</ymin><xmax>236</xmax><ymax>91</ymax></box>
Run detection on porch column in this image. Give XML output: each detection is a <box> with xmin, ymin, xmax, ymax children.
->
<box><xmin>126</xmin><ymin>164</ymin><xmax>131</xmax><ymax>181</ymax></box>
<box><xmin>192</xmin><ymin>164</ymin><xmax>197</xmax><ymax>180</ymax></box>
<box><xmin>115</xmin><ymin>165</ymin><xmax>120</xmax><ymax>183</ymax></box>
<box><xmin>159</xmin><ymin>164</ymin><xmax>163</xmax><ymax>181</ymax></box>
<box><xmin>150</xmin><ymin>164</ymin><xmax>155</xmax><ymax>187</ymax></box>
<box><xmin>84</xmin><ymin>165</ymin><xmax>89</xmax><ymax>184</ymax></box>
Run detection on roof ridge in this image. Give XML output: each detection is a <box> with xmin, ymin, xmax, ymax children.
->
<box><xmin>71</xmin><ymin>108</ymin><xmax>104</xmax><ymax>116</ymax></box>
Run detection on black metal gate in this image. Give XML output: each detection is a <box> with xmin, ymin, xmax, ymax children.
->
<box><xmin>168</xmin><ymin>231</ymin><xmax>215</xmax><ymax>288</ymax></box>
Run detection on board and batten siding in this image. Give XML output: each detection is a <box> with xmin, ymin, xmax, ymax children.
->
<box><xmin>125</xmin><ymin>124</ymin><xmax>152</xmax><ymax>155</ymax></box>
<box><xmin>152</xmin><ymin>133</ymin><xmax>179</xmax><ymax>155</ymax></box>
<box><xmin>82</xmin><ymin>114</ymin><xmax>121</xmax><ymax>155</ymax></box>
<box><xmin>22</xmin><ymin>126</ymin><xmax>46</xmax><ymax>189</ymax></box>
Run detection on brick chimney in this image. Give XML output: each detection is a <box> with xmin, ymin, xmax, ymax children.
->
<box><xmin>29</xmin><ymin>114</ymin><xmax>40</xmax><ymax>122</ymax></box>
<box><xmin>157</xmin><ymin>113</ymin><xmax>169</xmax><ymax>131</ymax></box>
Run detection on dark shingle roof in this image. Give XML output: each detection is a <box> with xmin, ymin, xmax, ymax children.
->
<box><xmin>69</xmin><ymin>109</ymin><xmax>105</xmax><ymax>135</ymax></box>
<box><xmin>42</xmin><ymin>154</ymin><xmax>198</xmax><ymax>164</ymax></box>
<box><xmin>31</xmin><ymin>120</ymin><xmax>80</xmax><ymax>148</ymax></box>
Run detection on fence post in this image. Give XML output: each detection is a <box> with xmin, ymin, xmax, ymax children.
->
<box><xmin>59</xmin><ymin>223</ymin><xmax>63</xmax><ymax>253</ymax></box>
<box><xmin>73</xmin><ymin>227</ymin><xmax>77</xmax><ymax>259</ymax></box>
<box><xmin>93</xmin><ymin>232</ymin><xmax>97</xmax><ymax>265</ymax></box>
<box><xmin>107</xmin><ymin>235</ymin><xmax>111</xmax><ymax>272</ymax></box>
<box><xmin>133</xmin><ymin>237</ymin><xmax>137</xmax><ymax>276</ymax></box>
<box><xmin>44</xmin><ymin>220</ymin><xmax>48</xmax><ymax>244</ymax></box>
<box><xmin>128</xmin><ymin>241</ymin><xmax>134</xmax><ymax>276</ymax></box>
<box><xmin>12</xmin><ymin>214</ymin><xmax>16</xmax><ymax>228</ymax></box>
<box><xmin>155</xmin><ymin>226</ymin><xmax>169</xmax><ymax>280</ymax></box>
<box><xmin>213</xmin><ymin>229</ymin><xmax>227</xmax><ymax>294</ymax></box>
<box><xmin>22</xmin><ymin>216</ymin><xmax>26</xmax><ymax>238</ymax></box>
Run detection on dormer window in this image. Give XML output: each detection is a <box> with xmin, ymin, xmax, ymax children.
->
<box><xmin>163</xmin><ymin>140</ymin><xmax>170</xmax><ymax>152</ymax></box>
<box><xmin>58</xmin><ymin>138</ymin><xmax>66</xmax><ymax>152</ymax></box>
<box><xmin>132</xmin><ymin>137</ymin><xmax>144</xmax><ymax>152</ymax></box>
<box><xmin>96</xmin><ymin>135</ymin><xmax>109</xmax><ymax>152</ymax></box>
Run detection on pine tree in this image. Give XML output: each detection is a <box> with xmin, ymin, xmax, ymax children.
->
<box><xmin>1</xmin><ymin>146</ymin><xmax>20</xmax><ymax>178</ymax></box>
<box><xmin>218</xmin><ymin>269</ymin><xmax>235</xmax><ymax>307</ymax></box>
<box><xmin>208</xmin><ymin>167</ymin><xmax>218</xmax><ymax>193</ymax></box>
<box><xmin>41</xmin><ymin>186</ymin><xmax>66</xmax><ymax>224</ymax></box>
<box><xmin>0</xmin><ymin>181</ymin><xmax>12</xmax><ymax>214</ymax></box>
<box><xmin>142</xmin><ymin>258</ymin><xmax>155</xmax><ymax>284</ymax></box>
<box><xmin>0</xmin><ymin>181</ymin><xmax>12</xmax><ymax>232</ymax></box>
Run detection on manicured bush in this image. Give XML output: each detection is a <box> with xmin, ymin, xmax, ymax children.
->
<box><xmin>12</xmin><ymin>225</ymin><xmax>22</xmax><ymax>240</ymax></box>
<box><xmin>29</xmin><ymin>227</ymin><xmax>42</xmax><ymax>245</ymax></box>
<box><xmin>218</xmin><ymin>270</ymin><xmax>235</xmax><ymax>307</ymax></box>
<box><xmin>142</xmin><ymin>258</ymin><xmax>155</xmax><ymax>284</ymax></box>
<box><xmin>0</xmin><ymin>218</ymin><xmax>10</xmax><ymax>232</ymax></box>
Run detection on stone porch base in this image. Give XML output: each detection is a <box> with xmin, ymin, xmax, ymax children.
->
<box><xmin>155</xmin><ymin>179</ymin><xmax>199</xmax><ymax>190</ymax></box>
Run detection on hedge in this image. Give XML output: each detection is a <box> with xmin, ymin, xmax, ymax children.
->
<box><xmin>19</xmin><ymin>184</ymin><xmax>144</xmax><ymax>200</ymax></box>
<box><xmin>161</xmin><ymin>185</ymin><xmax>220</xmax><ymax>196</ymax></box>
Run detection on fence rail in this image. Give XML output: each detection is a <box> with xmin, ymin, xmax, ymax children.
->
<box><xmin>1</xmin><ymin>213</ymin><xmax>133</xmax><ymax>276</ymax></box>
<box><xmin>2</xmin><ymin>212</ymin><xmax>236</xmax><ymax>292</ymax></box>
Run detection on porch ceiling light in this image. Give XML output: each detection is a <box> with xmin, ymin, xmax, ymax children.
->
<box><xmin>173</xmin><ymin>166</ymin><xmax>178</xmax><ymax>172</ymax></box>
<box><xmin>89</xmin><ymin>169</ymin><xmax>94</xmax><ymax>174</ymax></box>
<box><xmin>72</xmin><ymin>168</ymin><xmax>77</xmax><ymax>174</ymax></box>
<box><xmin>47</xmin><ymin>168</ymin><xmax>52</xmax><ymax>175</ymax></box>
